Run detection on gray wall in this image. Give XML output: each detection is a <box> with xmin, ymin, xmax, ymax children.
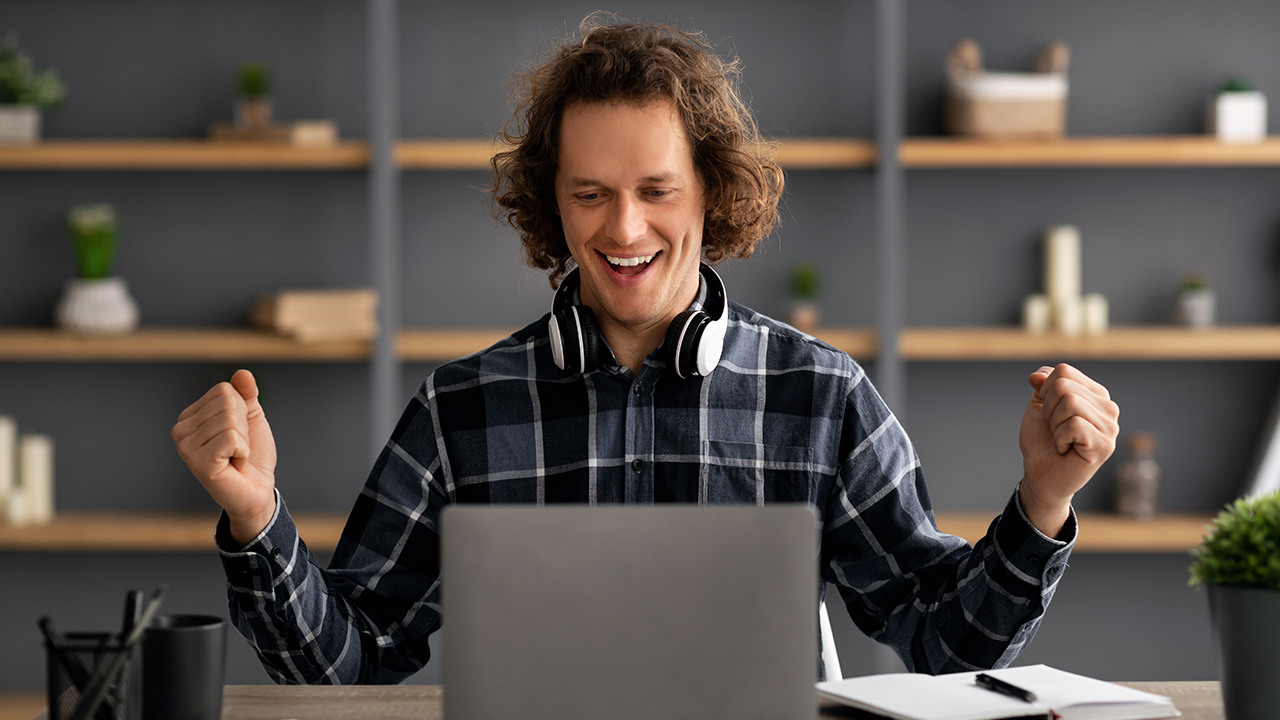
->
<box><xmin>3</xmin><ymin>0</ymin><xmax>1275</xmax><ymax>691</ymax></box>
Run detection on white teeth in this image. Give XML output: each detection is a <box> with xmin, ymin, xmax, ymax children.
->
<box><xmin>605</xmin><ymin>253</ymin><xmax>655</xmax><ymax>267</ymax></box>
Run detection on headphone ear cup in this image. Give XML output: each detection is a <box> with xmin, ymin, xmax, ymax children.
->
<box><xmin>576</xmin><ymin>305</ymin><xmax>600</xmax><ymax>373</ymax></box>
<box><xmin>664</xmin><ymin>310</ymin><xmax>705</xmax><ymax>379</ymax></box>
<box><xmin>551</xmin><ymin>305</ymin><xmax>598</xmax><ymax>373</ymax></box>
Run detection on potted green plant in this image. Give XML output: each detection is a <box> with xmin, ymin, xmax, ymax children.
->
<box><xmin>1175</xmin><ymin>270</ymin><xmax>1214</xmax><ymax>329</ymax></box>
<box><xmin>0</xmin><ymin>36</ymin><xmax>67</xmax><ymax>144</ymax></box>
<box><xmin>55</xmin><ymin>204</ymin><xmax>139</xmax><ymax>334</ymax></box>
<box><xmin>788</xmin><ymin>263</ymin><xmax>821</xmax><ymax>332</ymax></box>
<box><xmin>1189</xmin><ymin>490</ymin><xmax>1280</xmax><ymax>719</ymax></box>
<box><xmin>235</xmin><ymin>62</ymin><xmax>272</xmax><ymax>129</ymax></box>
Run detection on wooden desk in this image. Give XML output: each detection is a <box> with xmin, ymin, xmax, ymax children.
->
<box><xmin>19</xmin><ymin>682</ymin><xmax>1224</xmax><ymax>720</ymax></box>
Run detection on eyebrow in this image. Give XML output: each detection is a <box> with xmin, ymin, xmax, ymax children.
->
<box><xmin>563</xmin><ymin>173</ymin><xmax>681</xmax><ymax>188</ymax></box>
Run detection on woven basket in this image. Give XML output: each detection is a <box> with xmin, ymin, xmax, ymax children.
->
<box><xmin>946</xmin><ymin>39</ymin><xmax>1069</xmax><ymax>140</ymax></box>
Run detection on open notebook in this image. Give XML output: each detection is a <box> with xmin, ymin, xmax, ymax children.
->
<box><xmin>817</xmin><ymin>664</ymin><xmax>1180</xmax><ymax>720</ymax></box>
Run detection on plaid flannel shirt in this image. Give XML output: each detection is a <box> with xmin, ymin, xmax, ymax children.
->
<box><xmin>217</xmin><ymin>287</ymin><xmax>1075</xmax><ymax>685</ymax></box>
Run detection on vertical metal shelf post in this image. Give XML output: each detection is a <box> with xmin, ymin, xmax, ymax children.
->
<box><xmin>875</xmin><ymin>0</ymin><xmax>906</xmax><ymax>418</ymax></box>
<box><xmin>368</xmin><ymin>0</ymin><xmax>402</xmax><ymax>459</ymax></box>
<box><xmin>872</xmin><ymin>0</ymin><xmax>908</xmax><ymax>675</ymax></box>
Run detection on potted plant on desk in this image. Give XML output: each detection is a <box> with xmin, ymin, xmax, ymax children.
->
<box><xmin>55</xmin><ymin>203</ymin><xmax>139</xmax><ymax>334</ymax></box>
<box><xmin>1189</xmin><ymin>490</ymin><xmax>1280</xmax><ymax>720</ymax></box>
<box><xmin>0</xmin><ymin>36</ymin><xmax>67</xmax><ymax>143</ymax></box>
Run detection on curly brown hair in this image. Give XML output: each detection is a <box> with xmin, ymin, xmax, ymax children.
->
<box><xmin>489</xmin><ymin>14</ymin><xmax>785</xmax><ymax>288</ymax></box>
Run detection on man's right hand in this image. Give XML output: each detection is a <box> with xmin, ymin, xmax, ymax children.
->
<box><xmin>172</xmin><ymin>369</ymin><xmax>278</xmax><ymax>546</ymax></box>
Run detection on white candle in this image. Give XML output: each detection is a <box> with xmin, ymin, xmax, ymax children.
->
<box><xmin>1056</xmin><ymin>296</ymin><xmax>1084</xmax><ymax>337</ymax></box>
<box><xmin>5</xmin><ymin>489</ymin><xmax>28</xmax><ymax>526</ymax></box>
<box><xmin>1045</xmin><ymin>225</ymin><xmax>1082</xmax><ymax>308</ymax></box>
<box><xmin>1022</xmin><ymin>294</ymin><xmax>1052</xmax><ymax>334</ymax></box>
<box><xmin>1083</xmin><ymin>294</ymin><xmax>1109</xmax><ymax>335</ymax></box>
<box><xmin>0</xmin><ymin>416</ymin><xmax>14</xmax><ymax>521</ymax></box>
<box><xmin>19</xmin><ymin>434</ymin><xmax>54</xmax><ymax>525</ymax></box>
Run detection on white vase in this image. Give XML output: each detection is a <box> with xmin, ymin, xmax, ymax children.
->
<box><xmin>0</xmin><ymin>105</ymin><xmax>41</xmax><ymax>144</ymax></box>
<box><xmin>55</xmin><ymin>277</ymin><xmax>140</xmax><ymax>334</ymax></box>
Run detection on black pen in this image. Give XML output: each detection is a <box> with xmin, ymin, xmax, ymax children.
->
<box><xmin>975</xmin><ymin>673</ymin><xmax>1038</xmax><ymax>703</ymax></box>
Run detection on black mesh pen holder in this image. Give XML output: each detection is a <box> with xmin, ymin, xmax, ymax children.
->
<box><xmin>45</xmin><ymin>632</ymin><xmax>142</xmax><ymax>720</ymax></box>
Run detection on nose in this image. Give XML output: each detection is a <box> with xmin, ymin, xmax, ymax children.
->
<box><xmin>605</xmin><ymin>193</ymin><xmax>647</xmax><ymax>246</ymax></box>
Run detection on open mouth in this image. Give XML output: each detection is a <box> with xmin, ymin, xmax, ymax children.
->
<box><xmin>600</xmin><ymin>250</ymin><xmax>658</xmax><ymax>277</ymax></box>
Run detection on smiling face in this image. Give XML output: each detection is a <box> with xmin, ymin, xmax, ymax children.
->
<box><xmin>554</xmin><ymin>99</ymin><xmax>706</xmax><ymax>345</ymax></box>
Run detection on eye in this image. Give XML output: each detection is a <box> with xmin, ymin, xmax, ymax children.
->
<box><xmin>576</xmin><ymin>192</ymin><xmax>602</xmax><ymax>202</ymax></box>
<box><xmin>645</xmin><ymin>189</ymin><xmax>670</xmax><ymax>198</ymax></box>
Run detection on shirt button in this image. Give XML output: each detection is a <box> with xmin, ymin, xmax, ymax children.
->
<box><xmin>633</xmin><ymin>383</ymin><xmax>644</xmax><ymax>396</ymax></box>
<box><xmin>271</xmin><ymin>547</ymin><xmax>283</xmax><ymax>559</ymax></box>
<box><xmin>1028</xmin><ymin>555</ymin><xmax>1042</xmax><ymax>566</ymax></box>
<box><xmin>1048</xmin><ymin>566</ymin><xmax>1062</xmax><ymax>577</ymax></box>
<box><xmin>632</xmin><ymin>459</ymin><xmax>645</xmax><ymax>472</ymax></box>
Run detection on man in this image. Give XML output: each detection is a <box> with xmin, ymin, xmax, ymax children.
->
<box><xmin>172</xmin><ymin>17</ymin><xmax>1119</xmax><ymax>684</ymax></box>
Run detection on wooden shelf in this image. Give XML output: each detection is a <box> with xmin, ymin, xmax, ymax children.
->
<box><xmin>395</xmin><ymin>139</ymin><xmax>500</xmax><ymax>169</ymax></box>
<box><xmin>9</xmin><ymin>137</ymin><xmax>1280</xmax><ymax>172</ymax></box>
<box><xmin>901</xmin><ymin>325</ymin><xmax>1280</xmax><ymax>361</ymax></box>
<box><xmin>0</xmin><ymin>510</ymin><xmax>1210</xmax><ymax>553</ymax></box>
<box><xmin>0</xmin><ymin>512</ymin><xmax>345</xmax><ymax>552</ymax></box>
<box><xmin>0</xmin><ymin>328</ymin><xmax>371</xmax><ymax>362</ymax></box>
<box><xmin>936</xmin><ymin>512</ymin><xmax>1211</xmax><ymax>553</ymax></box>
<box><xmin>0</xmin><ymin>694</ymin><xmax>42</xmax><ymax>720</ymax></box>
<box><xmin>0</xmin><ymin>140</ymin><xmax>370</xmax><ymax>170</ymax></box>
<box><xmin>809</xmin><ymin>328</ymin><xmax>878</xmax><ymax>359</ymax></box>
<box><xmin>398</xmin><ymin>328</ymin><xmax>515</xmax><ymax>361</ymax></box>
<box><xmin>901</xmin><ymin>135</ymin><xmax>1280</xmax><ymax>168</ymax></box>
<box><xmin>0</xmin><ymin>138</ymin><xmax>875</xmax><ymax>171</ymax></box>
<box><xmin>768</xmin><ymin>138</ymin><xmax>877</xmax><ymax>169</ymax></box>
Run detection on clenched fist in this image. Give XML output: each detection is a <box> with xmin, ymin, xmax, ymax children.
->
<box><xmin>172</xmin><ymin>369</ymin><xmax>278</xmax><ymax>546</ymax></box>
<box><xmin>1018</xmin><ymin>363</ymin><xmax>1120</xmax><ymax>538</ymax></box>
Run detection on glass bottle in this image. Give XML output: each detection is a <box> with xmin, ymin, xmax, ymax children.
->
<box><xmin>1116</xmin><ymin>432</ymin><xmax>1160</xmax><ymax>520</ymax></box>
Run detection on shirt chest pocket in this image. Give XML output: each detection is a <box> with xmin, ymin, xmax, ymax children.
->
<box><xmin>700</xmin><ymin>440</ymin><xmax>814</xmax><ymax>505</ymax></box>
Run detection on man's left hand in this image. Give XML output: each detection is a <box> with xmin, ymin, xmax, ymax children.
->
<box><xmin>1018</xmin><ymin>363</ymin><xmax>1120</xmax><ymax>538</ymax></box>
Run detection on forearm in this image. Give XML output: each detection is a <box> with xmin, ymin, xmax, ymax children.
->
<box><xmin>828</xmin><ymin>485</ymin><xmax>1074</xmax><ymax>674</ymax></box>
<box><xmin>218</xmin><ymin>493</ymin><xmax>389</xmax><ymax>684</ymax></box>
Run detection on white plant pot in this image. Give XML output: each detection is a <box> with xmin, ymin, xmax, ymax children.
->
<box><xmin>0</xmin><ymin>105</ymin><xmax>41</xmax><ymax>144</ymax></box>
<box><xmin>1209</xmin><ymin>92</ymin><xmax>1267</xmax><ymax>144</ymax></box>
<box><xmin>56</xmin><ymin>277</ymin><xmax>140</xmax><ymax>334</ymax></box>
<box><xmin>1176</xmin><ymin>288</ymin><xmax>1216</xmax><ymax>329</ymax></box>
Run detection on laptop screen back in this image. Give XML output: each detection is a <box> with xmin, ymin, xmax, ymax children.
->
<box><xmin>441</xmin><ymin>505</ymin><xmax>818</xmax><ymax>720</ymax></box>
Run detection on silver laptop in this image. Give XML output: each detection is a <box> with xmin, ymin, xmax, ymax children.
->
<box><xmin>441</xmin><ymin>505</ymin><xmax>819</xmax><ymax>720</ymax></box>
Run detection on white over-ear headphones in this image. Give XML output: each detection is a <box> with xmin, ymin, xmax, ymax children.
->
<box><xmin>548</xmin><ymin>264</ymin><xmax>729</xmax><ymax>378</ymax></box>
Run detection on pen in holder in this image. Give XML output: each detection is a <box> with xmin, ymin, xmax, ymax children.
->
<box><xmin>42</xmin><ymin>620</ymin><xmax>141</xmax><ymax>720</ymax></box>
<box><xmin>39</xmin><ymin>587</ymin><xmax>165</xmax><ymax>720</ymax></box>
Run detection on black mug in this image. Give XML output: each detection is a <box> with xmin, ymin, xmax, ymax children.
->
<box><xmin>142</xmin><ymin>614</ymin><xmax>227</xmax><ymax>720</ymax></box>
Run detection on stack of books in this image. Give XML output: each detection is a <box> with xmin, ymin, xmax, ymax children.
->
<box><xmin>251</xmin><ymin>288</ymin><xmax>378</xmax><ymax>342</ymax></box>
